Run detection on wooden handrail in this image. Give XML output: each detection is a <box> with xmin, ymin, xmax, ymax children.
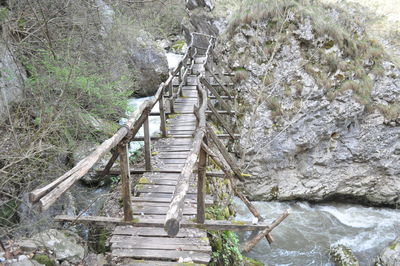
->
<box><xmin>164</xmin><ymin>37</ymin><xmax>214</xmax><ymax>237</ymax></box>
<box><xmin>29</xmin><ymin>33</ymin><xmax>198</xmax><ymax>211</ymax></box>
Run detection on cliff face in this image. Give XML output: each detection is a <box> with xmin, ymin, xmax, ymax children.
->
<box><xmin>216</xmin><ymin>0</ymin><xmax>400</xmax><ymax>206</ymax></box>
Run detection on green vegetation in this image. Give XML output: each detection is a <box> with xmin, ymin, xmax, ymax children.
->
<box><xmin>225</xmin><ymin>0</ymin><xmax>397</xmax><ymax>121</ymax></box>
<box><xmin>33</xmin><ymin>254</ymin><xmax>55</xmax><ymax>266</ymax></box>
<box><xmin>209</xmin><ymin>230</ymin><xmax>243</xmax><ymax>266</ymax></box>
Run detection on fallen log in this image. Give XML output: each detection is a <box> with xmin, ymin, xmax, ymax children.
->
<box><xmin>240</xmin><ymin>210</ymin><xmax>289</xmax><ymax>252</ymax></box>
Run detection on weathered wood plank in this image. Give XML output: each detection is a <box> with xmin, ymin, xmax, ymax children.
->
<box><xmin>110</xmin><ymin>236</ymin><xmax>209</xmax><ymax>245</ymax></box>
<box><xmin>132</xmin><ymin>206</ymin><xmax>197</xmax><ymax>215</ymax></box>
<box><xmin>132</xmin><ymin>195</ymin><xmax>213</xmax><ymax>205</ymax></box>
<box><xmin>111</xmin><ymin>242</ymin><xmax>212</xmax><ymax>253</ymax></box>
<box><xmin>113</xmin><ymin>226</ymin><xmax>207</xmax><ymax>238</ymax></box>
<box><xmin>112</xmin><ymin>249</ymin><xmax>211</xmax><ymax>264</ymax></box>
<box><xmin>143</xmin><ymin>118</ymin><xmax>152</xmax><ymax>171</ymax></box>
<box><xmin>136</xmin><ymin>184</ymin><xmax>197</xmax><ymax>194</ymax></box>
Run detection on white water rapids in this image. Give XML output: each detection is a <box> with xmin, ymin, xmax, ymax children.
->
<box><xmin>234</xmin><ymin>199</ymin><xmax>400</xmax><ymax>265</ymax></box>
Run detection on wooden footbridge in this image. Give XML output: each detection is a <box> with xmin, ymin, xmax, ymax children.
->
<box><xmin>29</xmin><ymin>33</ymin><xmax>288</xmax><ymax>265</ymax></box>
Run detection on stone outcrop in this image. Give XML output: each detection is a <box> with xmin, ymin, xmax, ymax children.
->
<box><xmin>330</xmin><ymin>245</ymin><xmax>359</xmax><ymax>266</ymax></box>
<box><xmin>376</xmin><ymin>238</ymin><xmax>400</xmax><ymax>266</ymax></box>
<box><xmin>217</xmin><ymin>2</ymin><xmax>400</xmax><ymax>206</ymax></box>
<box><xmin>0</xmin><ymin>43</ymin><xmax>26</xmax><ymax>123</ymax></box>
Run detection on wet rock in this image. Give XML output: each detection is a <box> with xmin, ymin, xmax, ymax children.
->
<box><xmin>376</xmin><ymin>237</ymin><xmax>400</xmax><ymax>266</ymax></box>
<box><xmin>84</xmin><ymin>253</ymin><xmax>107</xmax><ymax>266</ymax></box>
<box><xmin>16</xmin><ymin>229</ymin><xmax>85</xmax><ymax>264</ymax></box>
<box><xmin>0</xmin><ymin>43</ymin><xmax>26</xmax><ymax>122</ymax></box>
<box><xmin>330</xmin><ymin>245</ymin><xmax>359</xmax><ymax>266</ymax></box>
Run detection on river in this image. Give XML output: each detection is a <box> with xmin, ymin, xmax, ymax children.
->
<box><xmin>234</xmin><ymin>198</ymin><xmax>400</xmax><ymax>265</ymax></box>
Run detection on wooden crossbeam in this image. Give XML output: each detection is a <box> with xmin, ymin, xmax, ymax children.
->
<box><xmin>207</xmin><ymin>101</ymin><xmax>236</xmax><ymax>140</ymax></box>
<box><xmin>54</xmin><ymin>215</ymin><xmax>276</xmax><ymax>231</ymax></box>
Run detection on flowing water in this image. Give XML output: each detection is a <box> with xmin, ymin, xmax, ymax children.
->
<box><xmin>234</xmin><ymin>198</ymin><xmax>400</xmax><ymax>265</ymax></box>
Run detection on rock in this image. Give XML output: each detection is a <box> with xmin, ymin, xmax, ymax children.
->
<box><xmin>376</xmin><ymin>237</ymin><xmax>400</xmax><ymax>266</ymax></box>
<box><xmin>330</xmin><ymin>245</ymin><xmax>359</xmax><ymax>266</ymax></box>
<box><xmin>17</xmin><ymin>229</ymin><xmax>85</xmax><ymax>264</ymax></box>
<box><xmin>182</xmin><ymin>9</ymin><xmax>219</xmax><ymax>50</ymax></box>
<box><xmin>125</xmin><ymin>30</ymin><xmax>169</xmax><ymax>97</ymax></box>
<box><xmin>0</xmin><ymin>43</ymin><xmax>26</xmax><ymax>123</ymax></box>
<box><xmin>216</xmin><ymin>1</ymin><xmax>400</xmax><ymax>207</ymax></box>
<box><xmin>84</xmin><ymin>253</ymin><xmax>107</xmax><ymax>266</ymax></box>
<box><xmin>186</xmin><ymin>0</ymin><xmax>214</xmax><ymax>11</ymax></box>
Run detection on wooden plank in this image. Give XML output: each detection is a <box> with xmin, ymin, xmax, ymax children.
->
<box><xmin>159</xmin><ymin>158</ymin><xmax>188</xmax><ymax>164</ymax></box>
<box><xmin>132</xmin><ymin>196</ymin><xmax>213</xmax><ymax>205</ymax></box>
<box><xmin>132</xmin><ymin>206</ymin><xmax>197</xmax><ymax>215</ymax></box>
<box><xmin>111</xmin><ymin>242</ymin><xmax>211</xmax><ymax>254</ymax></box>
<box><xmin>56</xmin><ymin>215</ymin><xmax>277</xmax><ymax>231</ymax></box>
<box><xmin>118</xmin><ymin>144</ymin><xmax>133</xmax><ymax>221</ymax></box>
<box><xmin>110</xmin><ymin>236</ymin><xmax>209</xmax><ymax>245</ymax></box>
<box><xmin>111</xmin><ymin>242</ymin><xmax>212</xmax><ymax>253</ymax></box>
<box><xmin>136</xmin><ymin>184</ymin><xmax>197</xmax><ymax>194</ymax></box>
<box><xmin>113</xmin><ymin>226</ymin><xmax>207</xmax><ymax>238</ymax></box>
<box><xmin>112</xmin><ymin>249</ymin><xmax>211</xmax><ymax>264</ymax></box>
<box><xmin>158</xmin><ymin>152</ymin><xmax>189</xmax><ymax>159</ymax></box>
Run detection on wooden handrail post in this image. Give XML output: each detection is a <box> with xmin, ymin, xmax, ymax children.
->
<box><xmin>159</xmin><ymin>90</ymin><xmax>167</xmax><ymax>137</ymax></box>
<box><xmin>197</xmin><ymin>139</ymin><xmax>207</xmax><ymax>223</ymax></box>
<box><xmin>179</xmin><ymin>68</ymin><xmax>182</xmax><ymax>84</ymax></box>
<box><xmin>143</xmin><ymin>117</ymin><xmax>152</xmax><ymax>171</ymax></box>
<box><xmin>118</xmin><ymin>143</ymin><xmax>133</xmax><ymax>222</ymax></box>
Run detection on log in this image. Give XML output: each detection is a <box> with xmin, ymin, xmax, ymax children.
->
<box><xmin>240</xmin><ymin>210</ymin><xmax>289</xmax><ymax>252</ymax></box>
<box><xmin>200</xmin><ymin>76</ymin><xmax>232</xmax><ymax>113</ymax></box>
<box><xmin>143</xmin><ymin>117</ymin><xmax>152</xmax><ymax>171</ymax></box>
<box><xmin>205</xmin><ymin>64</ymin><xmax>233</xmax><ymax>99</ymax></box>
<box><xmin>98</xmin><ymin>149</ymin><xmax>119</xmax><ymax>177</ymax></box>
<box><xmin>197</xmin><ymin>145</ymin><xmax>207</xmax><ymax>223</ymax></box>
<box><xmin>207</xmin><ymin>101</ymin><xmax>235</xmax><ymax>140</ymax></box>
<box><xmin>118</xmin><ymin>144</ymin><xmax>133</xmax><ymax>221</ymax></box>
<box><xmin>33</xmin><ymin>102</ymin><xmax>151</xmax><ymax>210</ymax></box>
<box><xmin>205</xmin><ymin>124</ymin><xmax>244</xmax><ymax>181</ymax></box>
<box><xmin>164</xmin><ymin>77</ymin><xmax>208</xmax><ymax>237</ymax></box>
<box><xmin>55</xmin><ymin>215</ymin><xmax>277</xmax><ymax>231</ymax></box>
<box><xmin>159</xmin><ymin>90</ymin><xmax>167</xmax><ymax>137</ymax></box>
<box><xmin>200</xmin><ymin>142</ymin><xmax>273</xmax><ymax>244</ymax></box>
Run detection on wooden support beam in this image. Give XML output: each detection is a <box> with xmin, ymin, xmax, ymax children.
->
<box><xmin>240</xmin><ymin>210</ymin><xmax>289</xmax><ymax>252</ymax></box>
<box><xmin>118</xmin><ymin>143</ymin><xmax>133</xmax><ymax>222</ymax></box>
<box><xmin>205</xmin><ymin>65</ymin><xmax>233</xmax><ymax>99</ymax></box>
<box><xmin>98</xmin><ymin>149</ymin><xmax>119</xmax><ymax>177</ymax></box>
<box><xmin>207</xmin><ymin>101</ymin><xmax>236</xmax><ymax>140</ymax></box>
<box><xmin>206</xmin><ymin>124</ymin><xmax>244</xmax><ymax>181</ymax></box>
<box><xmin>143</xmin><ymin>118</ymin><xmax>152</xmax><ymax>171</ymax></box>
<box><xmin>54</xmin><ymin>215</ymin><xmax>277</xmax><ymax>231</ymax></box>
<box><xmin>200</xmin><ymin>76</ymin><xmax>232</xmax><ymax>113</ymax></box>
<box><xmin>159</xmin><ymin>90</ymin><xmax>167</xmax><ymax>137</ymax></box>
<box><xmin>197</xmin><ymin>145</ymin><xmax>207</xmax><ymax>224</ymax></box>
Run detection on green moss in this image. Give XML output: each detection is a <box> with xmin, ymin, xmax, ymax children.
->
<box><xmin>232</xmin><ymin>220</ymin><xmax>246</xmax><ymax>225</ymax></box>
<box><xmin>138</xmin><ymin>177</ymin><xmax>151</xmax><ymax>184</ymax></box>
<box><xmin>243</xmin><ymin>256</ymin><xmax>264</xmax><ymax>266</ymax></box>
<box><xmin>270</xmin><ymin>186</ymin><xmax>279</xmax><ymax>199</ymax></box>
<box><xmin>33</xmin><ymin>254</ymin><xmax>55</xmax><ymax>266</ymax></box>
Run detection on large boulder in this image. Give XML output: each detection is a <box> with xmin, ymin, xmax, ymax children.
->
<box><xmin>376</xmin><ymin>238</ymin><xmax>400</xmax><ymax>266</ymax></box>
<box><xmin>0</xmin><ymin>43</ymin><xmax>26</xmax><ymax>123</ymax></box>
<box><xmin>125</xmin><ymin>30</ymin><xmax>169</xmax><ymax>97</ymax></box>
<box><xmin>17</xmin><ymin>229</ymin><xmax>85</xmax><ymax>264</ymax></box>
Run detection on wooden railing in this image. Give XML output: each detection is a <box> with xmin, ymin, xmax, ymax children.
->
<box><xmin>29</xmin><ymin>33</ymin><xmax>199</xmax><ymax>213</ymax></box>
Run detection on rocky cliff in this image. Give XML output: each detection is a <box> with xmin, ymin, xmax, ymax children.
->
<box><xmin>216</xmin><ymin>0</ymin><xmax>400</xmax><ymax>206</ymax></box>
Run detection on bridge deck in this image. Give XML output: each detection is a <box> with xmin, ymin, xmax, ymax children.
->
<box><xmin>111</xmin><ymin>56</ymin><xmax>212</xmax><ymax>265</ymax></box>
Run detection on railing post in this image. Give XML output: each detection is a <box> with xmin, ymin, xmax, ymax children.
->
<box><xmin>197</xmin><ymin>138</ymin><xmax>207</xmax><ymax>224</ymax></box>
<box><xmin>159</xmin><ymin>90</ymin><xmax>167</xmax><ymax>137</ymax></box>
<box><xmin>143</xmin><ymin>117</ymin><xmax>152</xmax><ymax>171</ymax></box>
<box><xmin>118</xmin><ymin>143</ymin><xmax>133</xmax><ymax>222</ymax></box>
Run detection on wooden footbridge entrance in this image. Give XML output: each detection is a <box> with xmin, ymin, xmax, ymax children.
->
<box><xmin>29</xmin><ymin>33</ymin><xmax>288</xmax><ymax>265</ymax></box>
